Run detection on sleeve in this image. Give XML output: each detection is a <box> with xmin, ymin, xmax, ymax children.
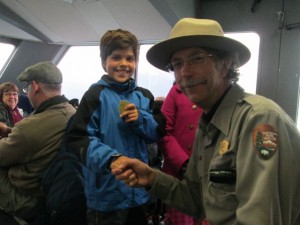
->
<box><xmin>126</xmin><ymin>87</ymin><xmax>160</xmax><ymax>143</ymax></box>
<box><xmin>234</xmin><ymin>109</ymin><xmax>300</xmax><ymax>225</ymax></box>
<box><xmin>67</xmin><ymin>85</ymin><xmax>122</xmax><ymax>173</ymax></box>
<box><xmin>149</xmin><ymin>143</ymin><xmax>205</xmax><ymax>220</ymax></box>
<box><xmin>130</xmin><ymin>111</ymin><xmax>159</xmax><ymax>143</ymax></box>
<box><xmin>160</xmin><ymin>86</ymin><xmax>189</xmax><ymax>173</ymax></box>
<box><xmin>0</xmin><ymin>126</ymin><xmax>31</xmax><ymax>166</ymax></box>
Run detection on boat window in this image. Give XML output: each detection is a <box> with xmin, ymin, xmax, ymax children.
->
<box><xmin>58</xmin><ymin>32</ymin><xmax>260</xmax><ymax>101</ymax></box>
<box><xmin>0</xmin><ymin>42</ymin><xmax>15</xmax><ymax>76</ymax></box>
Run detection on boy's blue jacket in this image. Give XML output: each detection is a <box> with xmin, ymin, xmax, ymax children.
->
<box><xmin>67</xmin><ymin>75</ymin><xmax>159</xmax><ymax>211</ymax></box>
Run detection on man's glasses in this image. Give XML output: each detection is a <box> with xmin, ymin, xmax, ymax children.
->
<box><xmin>166</xmin><ymin>53</ymin><xmax>213</xmax><ymax>72</ymax></box>
<box><xmin>23</xmin><ymin>82</ymin><xmax>32</xmax><ymax>94</ymax></box>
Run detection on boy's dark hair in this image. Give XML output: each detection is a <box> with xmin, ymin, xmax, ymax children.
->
<box><xmin>100</xmin><ymin>29</ymin><xmax>139</xmax><ymax>69</ymax></box>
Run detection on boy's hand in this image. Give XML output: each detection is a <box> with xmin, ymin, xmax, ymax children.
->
<box><xmin>120</xmin><ymin>103</ymin><xmax>138</xmax><ymax>123</ymax></box>
<box><xmin>119</xmin><ymin>100</ymin><xmax>130</xmax><ymax>114</ymax></box>
<box><xmin>111</xmin><ymin>156</ymin><xmax>157</xmax><ymax>188</ymax></box>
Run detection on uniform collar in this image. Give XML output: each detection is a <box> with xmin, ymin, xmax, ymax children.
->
<box><xmin>199</xmin><ymin>84</ymin><xmax>245</xmax><ymax>135</ymax></box>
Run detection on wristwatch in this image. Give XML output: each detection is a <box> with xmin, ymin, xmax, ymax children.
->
<box><xmin>106</xmin><ymin>154</ymin><xmax>122</xmax><ymax>171</ymax></box>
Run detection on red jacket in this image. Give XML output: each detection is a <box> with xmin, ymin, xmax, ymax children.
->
<box><xmin>160</xmin><ymin>84</ymin><xmax>203</xmax><ymax>177</ymax></box>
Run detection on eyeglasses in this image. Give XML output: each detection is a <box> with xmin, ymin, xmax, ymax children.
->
<box><xmin>23</xmin><ymin>82</ymin><xmax>32</xmax><ymax>94</ymax></box>
<box><xmin>3</xmin><ymin>92</ymin><xmax>18</xmax><ymax>97</ymax></box>
<box><xmin>166</xmin><ymin>53</ymin><xmax>214</xmax><ymax>72</ymax></box>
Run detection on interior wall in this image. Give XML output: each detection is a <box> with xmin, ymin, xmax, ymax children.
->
<box><xmin>1</xmin><ymin>40</ymin><xmax>66</xmax><ymax>90</ymax></box>
<box><xmin>198</xmin><ymin>0</ymin><xmax>300</xmax><ymax>121</ymax></box>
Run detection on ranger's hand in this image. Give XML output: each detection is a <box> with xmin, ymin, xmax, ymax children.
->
<box><xmin>111</xmin><ymin>156</ymin><xmax>156</xmax><ymax>188</ymax></box>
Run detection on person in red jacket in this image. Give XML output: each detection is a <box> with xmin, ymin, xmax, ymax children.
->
<box><xmin>159</xmin><ymin>83</ymin><xmax>207</xmax><ymax>225</ymax></box>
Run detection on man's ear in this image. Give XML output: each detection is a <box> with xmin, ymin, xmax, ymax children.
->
<box><xmin>31</xmin><ymin>80</ymin><xmax>40</xmax><ymax>92</ymax></box>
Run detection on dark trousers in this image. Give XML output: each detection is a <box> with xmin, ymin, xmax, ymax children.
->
<box><xmin>87</xmin><ymin>205</ymin><xmax>148</xmax><ymax>225</ymax></box>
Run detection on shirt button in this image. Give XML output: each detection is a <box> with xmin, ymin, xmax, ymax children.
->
<box><xmin>189</xmin><ymin>124</ymin><xmax>194</xmax><ymax>130</ymax></box>
<box><xmin>192</xmin><ymin>104</ymin><xmax>197</xmax><ymax>110</ymax></box>
<box><xmin>187</xmin><ymin>145</ymin><xmax>192</xmax><ymax>150</ymax></box>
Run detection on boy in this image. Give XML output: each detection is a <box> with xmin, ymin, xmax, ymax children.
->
<box><xmin>67</xmin><ymin>29</ymin><xmax>160</xmax><ymax>225</ymax></box>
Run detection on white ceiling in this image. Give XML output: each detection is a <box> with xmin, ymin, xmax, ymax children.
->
<box><xmin>0</xmin><ymin>0</ymin><xmax>195</xmax><ymax>45</ymax></box>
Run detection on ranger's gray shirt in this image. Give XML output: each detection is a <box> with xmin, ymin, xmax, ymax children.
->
<box><xmin>149</xmin><ymin>84</ymin><xmax>300</xmax><ymax>225</ymax></box>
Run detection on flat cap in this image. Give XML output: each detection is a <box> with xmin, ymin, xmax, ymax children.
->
<box><xmin>17</xmin><ymin>61</ymin><xmax>63</xmax><ymax>83</ymax></box>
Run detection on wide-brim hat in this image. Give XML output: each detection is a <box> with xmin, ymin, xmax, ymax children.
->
<box><xmin>147</xmin><ymin>18</ymin><xmax>251</xmax><ymax>71</ymax></box>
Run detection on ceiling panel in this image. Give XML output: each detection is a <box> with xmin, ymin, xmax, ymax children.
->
<box><xmin>0</xmin><ymin>0</ymin><xmax>173</xmax><ymax>45</ymax></box>
<box><xmin>0</xmin><ymin>19</ymin><xmax>40</xmax><ymax>41</ymax></box>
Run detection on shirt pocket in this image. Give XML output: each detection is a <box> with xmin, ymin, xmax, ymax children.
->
<box><xmin>207</xmin><ymin>146</ymin><xmax>238</xmax><ymax>210</ymax></box>
<box><xmin>208</xmin><ymin>181</ymin><xmax>238</xmax><ymax>210</ymax></box>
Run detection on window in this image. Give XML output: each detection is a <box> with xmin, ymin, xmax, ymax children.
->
<box><xmin>0</xmin><ymin>42</ymin><xmax>15</xmax><ymax>75</ymax></box>
<box><xmin>226</xmin><ymin>32</ymin><xmax>259</xmax><ymax>94</ymax></box>
<box><xmin>58</xmin><ymin>46</ymin><xmax>104</xmax><ymax>100</ymax></box>
<box><xmin>297</xmin><ymin>84</ymin><xmax>300</xmax><ymax>130</ymax></box>
<box><xmin>58</xmin><ymin>32</ymin><xmax>260</xmax><ymax>100</ymax></box>
<box><xmin>136</xmin><ymin>44</ymin><xmax>174</xmax><ymax>98</ymax></box>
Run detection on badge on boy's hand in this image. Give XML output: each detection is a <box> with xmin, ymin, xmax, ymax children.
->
<box><xmin>119</xmin><ymin>100</ymin><xmax>130</xmax><ymax>114</ymax></box>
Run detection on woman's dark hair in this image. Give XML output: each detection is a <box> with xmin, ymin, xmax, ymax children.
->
<box><xmin>0</xmin><ymin>82</ymin><xmax>19</xmax><ymax>102</ymax></box>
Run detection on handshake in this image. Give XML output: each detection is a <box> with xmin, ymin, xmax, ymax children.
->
<box><xmin>110</xmin><ymin>155</ymin><xmax>157</xmax><ymax>188</ymax></box>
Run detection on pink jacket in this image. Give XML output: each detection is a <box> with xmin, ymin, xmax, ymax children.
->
<box><xmin>160</xmin><ymin>84</ymin><xmax>203</xmax><ymax>177</ymax></box>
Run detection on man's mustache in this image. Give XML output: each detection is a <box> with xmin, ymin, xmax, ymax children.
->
<box><xmin>178</xmin><ymin>78</ymin><xmax>206</xmax><ymax>89</ymax></box>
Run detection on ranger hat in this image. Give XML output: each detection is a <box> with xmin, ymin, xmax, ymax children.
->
<box><xmin>146</xmin><ymin>18</ymin><xmax>251</xmax><ymax>71</ymax></box>
<box><xmin>17</xmin><ymin>61</ymin><xmax>63</xmax><ymax>83</ymax></box>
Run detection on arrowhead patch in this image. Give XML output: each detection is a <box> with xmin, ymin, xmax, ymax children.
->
<box><xmin>252</xmin><ymin>124</ymin><xmax>278</xmax><ymax>160</ymax></box>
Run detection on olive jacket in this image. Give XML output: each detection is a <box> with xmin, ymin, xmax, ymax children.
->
<box><xmin>0</xmin><ymin>95</ymin><xmax>76</xmax><ymax>197</ymax></box>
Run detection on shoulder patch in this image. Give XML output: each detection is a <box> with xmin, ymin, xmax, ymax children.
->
<box><xmin>252</xmin><ymin>124</ymin><xmax>279</xmax><ymax>160</ymax></box>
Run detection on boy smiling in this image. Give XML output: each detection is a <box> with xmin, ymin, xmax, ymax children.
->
<box><xmin>67</xmin><ymin>29</ymin><xmax>160</xmax><ymax>225</ymax></box>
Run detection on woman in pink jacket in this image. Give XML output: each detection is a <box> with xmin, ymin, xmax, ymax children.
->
<box><xmin>159</xmin><ymin>83</ymin><xmax>208</xmax><ymax>225</ymax></box>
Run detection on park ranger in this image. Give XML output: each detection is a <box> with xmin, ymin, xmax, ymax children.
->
<box><xmin>110</xmin><ymin>18</ymin><xmax>300</xmax><ymax>225</ymax></box>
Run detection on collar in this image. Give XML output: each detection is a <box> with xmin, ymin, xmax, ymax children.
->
<box><xmin>100</xmin><ymin>75</ymin><xmax>136</xmax><ymax>93</ymax></box>
<box><xmin>201</xmin><ymin>85</ymin><xmax>232</xmax><ymax>125</ymax></box>
<box><xmin>34</xmin><ymin>95</ymin><xmax>69</xmax><ymax>114</ymax></box>
<box><xmin>199</xmin><ymin>84</ymin><xmax>245</xmax><ymax>135</ymax></box>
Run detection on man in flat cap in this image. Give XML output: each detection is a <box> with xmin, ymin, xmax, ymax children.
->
<box><xmin>0</xmin><ymin>61</ymin><xmax>75</xmax><ymax>223</ymax></box>
<box><xmin>111</xmin><ymin>18</ymin><xmax>300</xmax><ymax>225</ymax></box>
